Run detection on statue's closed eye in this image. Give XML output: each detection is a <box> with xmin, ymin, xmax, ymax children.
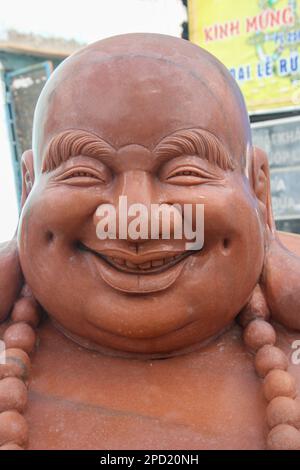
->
<box><xmin>159</xmin><ymin>155</ymin><xmax>225</xmax><ymax>186</ymax></box>
<box><xmin>54</xmin><ymin>165</ymin><xmax>110</xmax><ymax>186</ymax></box>
<box><xmin>64</xmin><ymin>171</ymin><xmax>99</xmax><ymax>179</ymax></box>
<box><xmin>167</xmin><ymin>170</ymin><xmax>200</xmax><ymax>178</ymax></box>
<box><xmin>164</xmin><ymin>165</ymin><xmax>221</xmax><ymax>185</ymax></box>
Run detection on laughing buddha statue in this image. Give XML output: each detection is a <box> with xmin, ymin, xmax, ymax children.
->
<box><xmin>1</xmin><ymin>33</ymin><xmax>300</xmax><ymax>450</ymax></box>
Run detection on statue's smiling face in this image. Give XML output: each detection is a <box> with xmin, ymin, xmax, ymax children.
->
<box><xmin>17</xmin><ymin>51</ymin><xmax>265</xmax><ymax>356</ymax></box>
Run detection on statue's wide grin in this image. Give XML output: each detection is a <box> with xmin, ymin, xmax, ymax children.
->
<box><xmin>78</xmin><ymin>242</ymin><xmax>194</xmax><ymax>274</ymax></box>
<box><xmin>77</xmin><ymin>242</ymin><xmax>197</xmax><ymax>293</ymax></box>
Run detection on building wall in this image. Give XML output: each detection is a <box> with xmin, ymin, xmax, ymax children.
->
<box><xmin>0</xmin><ymin>62</ymin><xmax>18</xmax><ymax>241</ymax></box>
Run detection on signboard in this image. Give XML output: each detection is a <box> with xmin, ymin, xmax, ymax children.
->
<box><xmin>251</xmin><ymin>117</ymin><xmax>300</xmax><ymax>224</ymax></box>
<box><xmin>251</xmin><ymin>115</ymin><xmax>300</xmax><ymax>166</ymax></box>
<box><xmin>189</xmin><ymin>0</ymin><xmax>300</xmax><ymax>113</ymax></box>
<box><xmin>270</xmin><ymin>169</ymin><xmax>300</xmax><ymax>218</ymax></box>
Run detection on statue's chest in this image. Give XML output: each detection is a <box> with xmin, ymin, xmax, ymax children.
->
<box><xmin>24</xmin><ymin>324</ymin><xmax>274</xmax><ymax>449</ymax></box>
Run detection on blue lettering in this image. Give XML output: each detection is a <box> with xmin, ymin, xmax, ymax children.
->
<box><xmin>257</xmin><ymin>63</ymin><xmax>264</xmax><ymax>78</ymax></box>
<box><xmin>279</xmin><ymin>58</ymin><xmax>288</xmax><ymax>75</ymax></box>
<box><xmin>229</xmin><ymin>65</ymin><xmax>251</xmax><ymax>82</ymax></box>
<box><xmin>265</xmin><ymin>59</ymin><xmax>273</xmax><ymax>77</ymax></box>
<box><xmin>291</xmin><ymin>54</ymin><xmax>299</xmax><ymax>73</ymax></box>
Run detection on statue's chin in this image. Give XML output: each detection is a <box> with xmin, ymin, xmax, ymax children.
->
<box><xmin>50</xmin><ymin>316</ymin><xmax>233</xmax><ymax>360</ymax></box>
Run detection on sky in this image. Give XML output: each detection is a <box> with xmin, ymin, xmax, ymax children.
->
<box><xmin>0</xmin><ymin>0</ymin><xmax>186</xmax><ymax>243</ymax></box>
<box><xmin>0</xmin><ymin>0</ymin><xmax>186</xmax><ymax>43</ymax></box>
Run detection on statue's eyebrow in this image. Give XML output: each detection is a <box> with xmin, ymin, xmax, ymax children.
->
<box><xmin>153</xmin><ymin>128</ymin><xmax>235</xmax><ymax>171</ymax></box>
<box><xmin>42</xmin><ymin>128</ymin><xmax>235</xmax><ymax>173</ymax></box>
<box><xmin>42</xmin><ymin>130</ymin><xmax>115</xmax><ymax>172</ymax></box>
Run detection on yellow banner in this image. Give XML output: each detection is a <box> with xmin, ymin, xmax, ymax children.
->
<box><xmin>188</xmin><ymin>0</ymin><xmax>300</xmax><ymax>113</ymax></box>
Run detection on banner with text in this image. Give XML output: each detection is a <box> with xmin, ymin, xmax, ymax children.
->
<box><xmin>189</xmin><ymin>0</ymin><xmax>300</xmax><ymax>113</ymax></box>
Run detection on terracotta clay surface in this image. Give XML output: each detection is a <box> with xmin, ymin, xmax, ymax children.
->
<box><xmin>23</xmin><ymin>316</ymin><xmax>300</xmax><ymax>449</ymax></box>
<box><xmin>1</xmin><ymin>34</ymin><xmax>300</xmax><ymax>449</ymax></box>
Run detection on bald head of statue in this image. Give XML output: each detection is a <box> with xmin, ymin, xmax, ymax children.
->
<box><xmin>32</xmin><ymin>33</ymin><xmax>252</xmax><ymax>173</ymax></box>
<box><xmin>15</xmin><ymin>33</ymin><xmax>293</xmax><ymax>358</ymax></box>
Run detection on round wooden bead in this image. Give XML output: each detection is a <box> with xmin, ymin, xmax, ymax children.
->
<box><xmin>0</xmin><ymin>411</ymin><xmax>28</xmax><ymax>447</ymax></box>
<box><xmin>0</xmin><ymin>442</ymin><xmax>23</xmax><ymax>450</ymax></box>
<box><xmin>11</xmin><ymin>297</ymin><xmax>40</xmax><ymax>328</ymax></box>
<box><xmin>0</xmin><ymin>348</ymin><xmax>31</xmax><ymax>381</ymax></box>
<box><xmin>254</xmin><ymin>345</ymin><xmax>288</xmax><ymax>378</ymax></box>
<box><xmin>243</xmin><ymin>319</ymin><xmax>276</xmax><ymax>352</ymax></box>
<box><xmin>0</xmin><ymin>378</ymin><xmax>27</xmax><ymax>413</ymax></box>
<box><xmin>263</xmin><ymin>370</ymin><xmax>297</xmax><ymax>402</ymax></box>
<box><xmin>267</xmin><ymin>424</ymin><xmax>300</xmax><ymax>450</ymax></box>
<box><xmin>267</xmin><ymin>397</ymin><xmax>300</xmax><ymax>428</ymax></box>
<box><xmin>3</xmin><ymin>323</ymin><xmax>36</xmax><ymax>355</ymax></box>
<box><xmin>238</xmin><ymin>286</ymin><xmax>270</xmax><ymax>328</ymax></box>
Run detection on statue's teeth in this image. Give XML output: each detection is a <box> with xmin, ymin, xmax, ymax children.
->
<box><xmin>138</xmin><ymin>261</ymin><xmax>151</xmax><ymax>270</ymax></box>
<box><xmin>125</xmin><ymin>260</ymin><xmax>136</xmax><ymax>269</ymax></box>
<box><xmin>106</xmin><ymin>254</ymin><xmax>185</xmax><ymax>271</ymax></box>
<box><xmin>151</xmin><ymin>259</ymin><xmax>164</xmax><ymax>267</ymax></box>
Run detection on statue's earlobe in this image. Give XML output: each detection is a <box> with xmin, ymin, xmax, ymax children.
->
<box><xmin>262</xmin><ymin>235</ymin><xmax>300</xmax><ymax>331</ymax></box>
<box><xmin>21</xmin><ymin>149</ymin><xmax>35</xmax><ymax>208</ymax></box>
<box><xmin>251</xmin><ymin>146</ymin><xmax>276</xmax><ymax>235</ymax></box>
<box><xmin>0</xmin><ymin>239</ymin><xmax>23</xmax><ymax>323</ymax></box>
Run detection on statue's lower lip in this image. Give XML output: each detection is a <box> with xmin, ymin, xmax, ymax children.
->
<box><xmin>81</xmin><ymin>246</ymin><xmax>191</xmax><ymax>293</ymax></box>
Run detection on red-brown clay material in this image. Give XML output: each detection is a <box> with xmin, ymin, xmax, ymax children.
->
<box><xmin>238</xmin><ymin>285</ymin><xmax>270</xmax><ymax>327</ymax></box>
<box><xmin>267</xmin><ymin>424</ymin><xmax>300</xmax><ymax>450</ymax></box>
<box><xmin>243</xmin><ymin>320</ymin><xmax>276</xmax><ymax>352</ymax></box>
<box><xmin>18</xmin><ymin>34</ymin><xmax>268</xmax><ymax>356</ymax></box>
<box><xmin>0</xmin><ymin>411</ymin><xmax>28</xmax><ymax>447</ymax></box>
<box><xmin>255</xmin><ymin>345</ymin><xmax>289</xmax><ymax>378</ymax></box>
<box><xmin>2</xmin><ymin>348</ymin><xmax>31</xmax><ymax>380</ymax></box>
<box><xmin>267</xmin><ymin>397</ymin><xmax>300</xmax><ymax>428</ymax></box>
<box><xmin>0</xmin><ymin>377</ymin><xmax>27</xmax><ymax>413</ymax></box>
<box><xmin>3</xmin><ymin>323</ymin><xmax>36</xmax><ymax>355</ymax></box>
<box><xmin>0</xmin><ymin>443</ymin><xmax>24</xmax><ymax>450</ymax></box>
<box><xmin>11</xmin><ymin>297</ymin><xmax>40</xmax><ymax>328</ymax></box>
<box><xmin>263</xmin><ymin>370</ymin><xmax>297</xmax><ymax>402</ymax></box>
<box><xmin>0</xmin><ymin>239</ymin><xmax>22</xmax><ymax>323</ymax></box>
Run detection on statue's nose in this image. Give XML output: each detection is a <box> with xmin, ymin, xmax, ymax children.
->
<box><xmin>118</xmin><ymin>170</ymin><xmax>153</xmax><ymax>211</ymax></box>
<box><xmin>115</xmin><ymin>170</ymin><xmax>154</xmax><ymax>242</ymax></box>
<box><xmin>92</xmin><ymin>170</ymin><xmax>154</xmax><ymax>243</ymax></box>
<box><xmin>93</xmin><ymin>170</ymin><xmax>183</xmax><ymax>243</ymax></box>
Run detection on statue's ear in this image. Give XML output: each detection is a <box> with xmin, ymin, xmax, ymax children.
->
<box><xmin>252</xmin><ymin>147</ymin><xmax>300</xmax><ymax>331</ymax></box>
<box><xmin>21</xmin><ymin>149</ymin><xmax>35</xmax><ymax>208</ymax></box>
<box><xmin>251</xmin><ymin>146</ymin><xmax>275</xmax><ymax>234</ymax></box>
<box><xmin>0</xmin><ymin>151</ymin><xmax>33</xmax><ymax>322</ymax></box>
<box><xmin>0</xmin><ymin>238</ymin><xmax>22</xmax><ymax>323</ymax></box>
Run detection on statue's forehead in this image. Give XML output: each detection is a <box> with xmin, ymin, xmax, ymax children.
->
<box><xmin>33</xmin><ymin>51</ymin><xmax>250</xmax><ymax>169</ymax></box>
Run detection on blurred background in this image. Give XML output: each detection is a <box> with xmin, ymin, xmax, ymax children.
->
<box><xmin>0</xmin><ymin>0</ymin><xmax>299</xmax><ymax>242</ymax></box>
